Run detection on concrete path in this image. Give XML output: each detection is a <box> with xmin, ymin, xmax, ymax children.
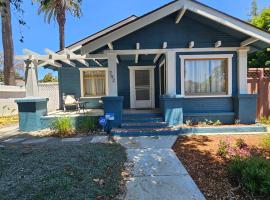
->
<box><xmin>115</xmin><ymin>136</ymin><xmax>205</xmax><ymax>200</ymax></box>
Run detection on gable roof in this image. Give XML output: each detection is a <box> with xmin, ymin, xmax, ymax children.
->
<box><xmin>57</xmin><ymin>15</ymin><xmax>137</xmax><ymax>53</ymax></box>
<box><xmin>79</xmin><ymin>0</ymin><xmax>270</xmax><ymax>54</ymax></box>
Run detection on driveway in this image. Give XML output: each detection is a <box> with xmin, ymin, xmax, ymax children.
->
<box><xmin>115</xmin><ymin>136</ymin><xmax>205</xmax><ymax>200</ymax></box>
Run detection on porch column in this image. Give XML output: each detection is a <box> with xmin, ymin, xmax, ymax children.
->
<box><xmin>166</xmin><ymin>51</ymin><xmax>176</xmax><ymax>95</ymax></box>
<box><xmin>237</xmin><ymin>48</ymin><xmax>249</xmax><ymax>94</ymax></box>
<box><xmin>107</xmin><ymin>53</ymin><xmax>118</xmax><ymax>96</ymax></box>
<box><xmin>25</xmin><ymin>60</ymin><xmax>39</xmax><ymax>97</ymax></box>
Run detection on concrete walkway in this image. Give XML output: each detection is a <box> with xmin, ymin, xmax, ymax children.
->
<box><xmin>115</xmin><ymin>136</ymin><xmax>205</xmax><ymax>200</ymax></box>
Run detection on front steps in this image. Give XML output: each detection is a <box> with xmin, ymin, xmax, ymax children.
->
<box><xmin>111</xmin><ymin>111</ymin><xmax>268</xmax><ymax>137</ymax></box>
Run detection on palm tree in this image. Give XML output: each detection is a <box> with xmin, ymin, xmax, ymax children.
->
<box><xmin>0</xmin><ymin>0</ymin><xmax>15</xmax><ymax>85</ymax></box>
<box><xmin>36</xmin><ymin>0</ymin><xmax>82</xmax><ymax>50</ymax></box>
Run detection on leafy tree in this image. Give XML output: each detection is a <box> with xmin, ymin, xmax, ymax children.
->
<box><xmin>42</xmin><ymin>72</ymin><xmax>58</xmax><ymax>82</ymax></box>
<box><xmin>35</xmin><ymin>0</ymin><xmax>82</xmax><ymax>50</ymax></box>
<box><xmin>248</xmin><ymin>5</ymin><xmax>270</xmax><ymax>67</ymax></box>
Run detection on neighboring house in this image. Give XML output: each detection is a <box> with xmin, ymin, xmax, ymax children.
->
<box><xmin>23</xmin><ymin>0</ymin><xmax>270</xmax><ymax>125</ymax></box>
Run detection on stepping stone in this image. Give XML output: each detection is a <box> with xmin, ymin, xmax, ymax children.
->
<box><xmin>3</xmin><ymin>138</ymin><xmax>26</xmax><ymax>143</ymax></box>
<box><xmin>62</xmin><ymin>138</ymin><xmax>82</xmax><ymax>142</ymax></box>
<box><xmin>90</xmin><ymin>136</ymin><xmax>108</xmax><ymax>143</ymax></box>
<box><xmin>22</xmin><ymin>138</ymin><xmax>50</xmax><ymax>144</ymax></box>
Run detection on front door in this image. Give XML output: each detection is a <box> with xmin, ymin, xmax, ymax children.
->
<box><xmin>129</xmin><ymin>66</ymin><xmax>155</xmax><ymax>109</ymax></box>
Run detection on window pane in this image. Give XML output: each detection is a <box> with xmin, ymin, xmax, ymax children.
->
<box><xmin>83</xmin><ymin>70</ymin><xmax>106</xmax><ymax>96</ymax></box>
<box><xmin>135</xmin><ymin>70</ymin><xmax>150</xmax><ymax>86</ymax></box>
<box><xmin>184</xmin><ymin>59</ymin><xmax>227</xmax><ymax>95</ymax></box>
<box><xmin>136</xmin><ymin>89</ymin><xmax>150</xmax><ymax>100</ymax></box>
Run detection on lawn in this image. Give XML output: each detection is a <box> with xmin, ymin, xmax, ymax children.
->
<box><xmin>0</xmin><ymin>143</ymin><xmax>127</xmax><ymax>200</ymax></box>
<box><xmin>0</xmin><ymin>115</ymin><xmax>18</xmax><ymax>127</ymax></box>
<box><xmin>173</xmin><ymin>134</ymin><xmax>270</xmax><ymax>200</ymax></box>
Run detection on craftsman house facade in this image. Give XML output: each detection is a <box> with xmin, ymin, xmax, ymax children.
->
<box><xmin>19</xmin><ymin>0</ymin><xmax>270</xmax><ymax>128</ymax></box>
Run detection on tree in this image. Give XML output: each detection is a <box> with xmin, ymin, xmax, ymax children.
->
<box><xmin>35</xmin><ymin>0</ymin><xmax>82</xmax><ymax>50</ymax></box>
<box><xmin>0</xmin><ymin>0</ymin><xmax>24</xmax><ymax>85</ymax></box>
<box><xmin>248</xmin><ymin>5</ymin><xmax>270</xmax><ymax>67</ymax></box>
<box><xmin>250</xmin><ymin>0</ymin><xmax>258</xmax><ymax>18</ymax></box>
<box><xmin>42</xmin><ymin>73</ymin><xmax>58</xmax><ymax>82</ymax></box>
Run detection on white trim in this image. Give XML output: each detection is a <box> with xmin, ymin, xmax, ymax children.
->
<box><xmin>135</xmin><ymin>43</ymin><xmax>140</xmax><ymax>63</ymax></box>
<box><xmin>129</xmin><ymin>66</ymin><xmax>155</xmax><ymax>108</ymax></box>
<box><xmin>106</xmin><ymin>47</ymin><xmax>245</xmax><ymax>55</ymax></box>
<box><xmin>237</xmin><ymin>48</ymin><xmax>248</xmax><ymax>94</ymax></box>
<box><xmin>240</xmin><ymin>37</ymin><xmax>259</xmax><ymax>47</ymax></box>
<box><xmin>79</xmin><ymin>68</ymin><xmax>109</xmax><ymax>98</ymax></box>
<box><xmin>189</xmin><ymin>41</ymin><xmax>195</xmax><ymax>48</ymax></box>
<box><xmin>179</xmin><ymin>54</ymin><xmax>233</xmax><ymax>97</ymax></box>
<box><xmin>175</xmin><ymin>7</ymin><xmax>187</xmax><ymax>24</ymax></box>
<box><xmin>159</xmin><ymin>59</ymin><xmax>166</xmax><ymax>95</ymax></box>
<box><xmin>81</xmin><ymin>0</ymin><xmax>270</xmax><ymax>54</ymax></box>
<box><xmin>166</xmin><ymin>51</ymin><xmax>176</xmax><ymax>95</ymax></box>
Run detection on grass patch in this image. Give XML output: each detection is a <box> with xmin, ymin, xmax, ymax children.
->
<box><xmin>0</xmin><ymin>143</ymin><xmax>127</xmax><ymax>199</ymax></box>
<box><xmin>0</xmin><ymin>115</ymin><xmax>18</xmax><ymax>127</ymax></box>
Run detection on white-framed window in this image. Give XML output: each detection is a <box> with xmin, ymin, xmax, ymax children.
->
<box><xmin>159</xmin><ymin>59</ymin><xmax>167</xmax><ymax>95</ymax></box>
<box><xmin>80</xmin><ymin>68</ymin><xmax>108</xmax><ymax>97</ymax></box>
<box><xmin>180</xmin><ymin>54</ymin><xmax>233</xmax><ymax>97</ymax></box>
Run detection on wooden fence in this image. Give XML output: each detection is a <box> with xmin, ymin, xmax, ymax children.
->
<box><xmin>248</xmin><ymin>68</ymin><xmax>270</xmax><ymax>119</ymax></box>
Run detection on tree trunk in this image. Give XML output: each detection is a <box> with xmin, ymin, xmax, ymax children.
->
<box><xmin>57</xmin><ymin>9</ymin><xmax>66</xmax><ymax>50</ymax></box>
<box><xmin>1</xmin><ymin>0</ymin><xmax>15</xmax><ymax>85</ymax></box>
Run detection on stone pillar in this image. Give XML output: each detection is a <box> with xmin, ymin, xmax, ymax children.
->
<box><xmin>166</xmin><ymin>51</ymin><xmax>176</xmax><ymax>95</ymax></box>
<box><xmin>15</xmin><ymin>98</ymin><xmax>48</xmax><ymax>131</ymax></box>
<box><xmin>25</xmin><ymin>60</ymin><xmax>39</xmax><ymax>97</ymax></box>
<box><xmin>107</xmin><ymin>53</ymin><xmax>118</xmax><ymax>96</ymax></box>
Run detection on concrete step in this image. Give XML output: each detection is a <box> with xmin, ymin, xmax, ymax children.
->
<box><xmin>112</xmin><ymin>127</ymin><xmax>179</xmax><ymax>137</ymax></box>
<box><xmin>121</xmin><ymin>122</ymin><xmax>168</xmax><ymax>129</ymax></box>
<box><xmin>123</xmin><ymin>113</ymin><xmax>162</xmax><ymax>118</ymax></box>
<box><xmin>123</xmin><ymin>117</ymin><xmax>164</xmax><ymax>123</ymax></box>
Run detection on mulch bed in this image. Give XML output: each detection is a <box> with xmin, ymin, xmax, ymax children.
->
<box><xmin>172</xmin><ymin>134</ymin><xmax>270</xmax><ymax>200</ymax></box>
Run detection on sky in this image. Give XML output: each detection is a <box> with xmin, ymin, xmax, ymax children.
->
<box><xmin>0</xmin><ymin>0</ymin><xmax>270</xmax><ymax>79</ymax></box>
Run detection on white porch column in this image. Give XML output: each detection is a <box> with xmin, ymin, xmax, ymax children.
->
<box><xmin>107</xmin><ymin>53</ymin><xmax>118</xmax><ymax>96</ymax></box>
<box><xmin>237</xmin><ymin>48</ymin><xmax>249</xmax><ymax>94</ymax></box>
<box><xmin>166</xmin><ymin>51</ymin><xmax>176</xmax><ymax>95</ymax></box>
<box><xmin>25</xmin><ymin>60</ymin><xmax>39</xmax><ymax>97</ymax></box>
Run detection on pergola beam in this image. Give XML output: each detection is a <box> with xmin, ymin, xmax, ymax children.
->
<box><xmin>240</xmin><ymin>37</ymin><xmax>259</xmax><ymax>47</ymax></box>
<box><xmin>45</xmin><ymin>48</ymin><xmax>76</xmax><ymax>67</ymax></box>
<box><xmin>175</xmin><ymin>7</ymin><xmax>187</xmax><ymax>24</ymax></box>
<box><xmin>107</xmin><ymin>43</ymin><xmax>119</xmax><ymax>64</ymax></box>
<box><xmin>63</xmin><ymin>48</ymin><xmax>89</xmax><ymax>67</ymax></box>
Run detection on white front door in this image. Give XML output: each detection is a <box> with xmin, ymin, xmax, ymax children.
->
<box><xmin>129</xmin><ymin>66</ymin><xmax>155</xmax><ymax>109</ymax></box>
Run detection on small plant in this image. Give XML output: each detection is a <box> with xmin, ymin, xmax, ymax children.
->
<box><xmin>228</xmin><ymin>156</ymin><xmax>270</xmax><ymax>196</ymax></box>
<box><xmin>259</xmin><ymin>116</ymin><xmax>270</xmax><ymax>125</ymax></box>
<box><xmin>185</xmin><ymin>119</ymin><xmax>193</xmax><ymax>126</ymax></box>
<box><xmin>76</xmin><ymin>117</ymin><xmax>98</xmax><ymax>133</ymax></box>
<box><xmin>261</xmin><ymin>134</ymin><xmax>270</xmax><ymax>149</ymax></box>
<box><xmin>235</xmin><ymin>119</ymin><xmax>241</xmax><ymax>125</ymax></box>
<box><xmin>213</xmin><ymin>120</ymin><xmax>222</xmax><ymax>126</ymax></box>
<box><xmin>50</xmin><ymin>117</ymin><xmax>74</xmax><ymax>137</ymax></box>
<box><xmin>217</xmin><ymin>140</ymin><xmax>229</xmax><ymax>157</ymax></box>
<box><xmin>235</xmin><ymin>138</ymin><xmax>248</xmax><ymax>149</ymax></box>
<box><xmin>205</xmin><ymin>119</ymin><xmax>214</xmax><ymax>125</ymax></box>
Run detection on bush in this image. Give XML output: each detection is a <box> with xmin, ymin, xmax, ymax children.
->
<box><xmin>76</xmin><ymin>117</ymin><xmax>98</xmax><ymax>133</ymax></box>
<box><xmin>228</xmin><ymin>156</ymin><xmax>270</xmax><ymax>196</ymax></box>
<box><xmin>50</xmin><ymin>117</ymin><xmax>74</xmax><ymax>137</ymax></box>
<box><xmin>259</xmin><ymin>116</ymin><xmax>270</xmax><ymax>125</ymax></box>
<box><xmin>261</xmin><ymin>134</ymin><xmax>270</xmax><ymax>149</ymax></box>
<box><xmin>217</xmin><ymin>140</ymin><xmax>229</xmax><ymax>157</ymax></box>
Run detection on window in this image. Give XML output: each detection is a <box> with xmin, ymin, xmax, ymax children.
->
<box><xmin>180</xmin><ymin>55</ymin><xmax>233</xmax><ymax>97</ymax></box>
<box><xmin>81</xmin><ymin>69</ymin><xmax>107</xmax><ymax>97</ymax></box>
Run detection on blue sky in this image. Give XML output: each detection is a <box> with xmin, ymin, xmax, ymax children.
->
<box><xmin>0</xmin><ymin>0</ymin><xmax>269</xmax><ymax>79</ymax></box>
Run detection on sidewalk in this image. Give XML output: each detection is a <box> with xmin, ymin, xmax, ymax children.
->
<box><xmin>115</xmin><ymin>136</ymin><xmax>206</xmax><ymax>200</ymax></box>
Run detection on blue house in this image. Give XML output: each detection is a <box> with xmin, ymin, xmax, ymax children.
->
<box><xmin>17</xmin><ymin>0</ymin><xmax>270</xmax><ymax>132</ymax></box>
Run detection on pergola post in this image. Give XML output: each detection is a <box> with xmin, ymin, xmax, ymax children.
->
<box><xmin>25</xmin><ymin>60</ymin><xmax>39</xmax><ymax>97</ymax></box>
<box><xmin>107</xmin><ymin>53</ymin><xmax>118</xmax><ymax>96</ymax></box>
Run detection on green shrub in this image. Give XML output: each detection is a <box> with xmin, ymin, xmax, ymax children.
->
<box><xmin>262</xmin><ymin>134</ymin><xmax>270</xmax><ymax>149</ymax></box>
<box><xmin>228</xmin><ymin>156</ymin><xmax>270</xmax><ymax>196</ymax></box>
<box><xmin>76</xmin><ymin>117</ymin><xmax>98</xmax><ymax>133</ymax></box>
<box><xmin>213</xmin><ymin>120</ymin><xmax>222</xmax><ymax>126</ymax></box>
<box><xmin>50</xmin><ymin>117</ymin><xmax>74</xmax><ymax>137</ymax></box>
<box><xmin>259</xmin><ymin>116</ymin><xmax>270</xmax><ymax>125</ymax></box>
<box><xmin>217</xmin><ymin>140</ymin><xmax>229</xmax><ymax>157</ymax></box>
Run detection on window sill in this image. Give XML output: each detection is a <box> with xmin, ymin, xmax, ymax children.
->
<box><xmin>183</xmin><ymin>95</ymin><xmax>232</xmax><ymax>98</ymax></box>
